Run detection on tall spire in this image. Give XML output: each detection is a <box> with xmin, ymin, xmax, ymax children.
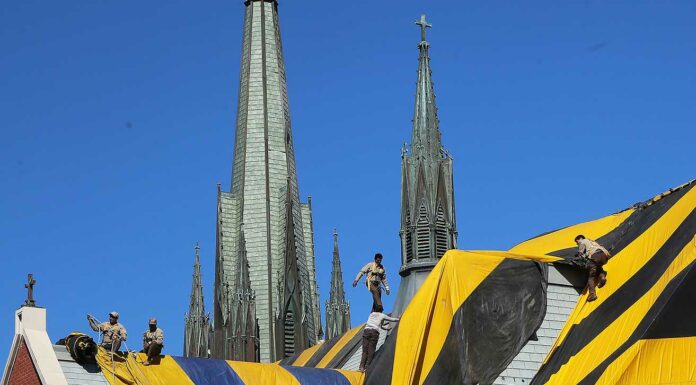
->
<box><xmin>213</xmin><ymin>0</ymin><xmax>319</xmax><ymax>362</ymax></box>
<box><xmin>330</xmin><ymin>230</ymin><xmax>346</xmax><ymax>305</ymax></box>
<box><xmin>325</xmin><ymin>229</ymin><xmax>351</xmax><ymax>340</ymax></box>
<box><xmin>411</xmin><ymin>14</ymin><xmax>442</xmax><ymax>160</ymax></box>
<box><xmin>184</xmin><ymin>242</ymin><xmax>210</xmax><ymax>357</ymax></box>
<box><xmin>393</xmin><ymin>15</ymin><xmax>458</xmax><ymax>315</ymax></box>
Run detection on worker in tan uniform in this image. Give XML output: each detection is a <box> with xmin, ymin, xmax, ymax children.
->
<box><xmin>353</xmin><ymin>253</ymin><xmax>390</xmax><ymax>312</ymax></box>
<box><xmin>575</xmin><ymin>235</ymin><xmax>611</xmax><ymax>302</ymax></box>
<box><xmin>87</xmin><ymin>311</ymin><xmax>127</xmax><ymax>352</ymax></box>
<box><xmin>141</xmin><ymin>318</ymin><xmax>164</xmax><ymax>365</ymax></box>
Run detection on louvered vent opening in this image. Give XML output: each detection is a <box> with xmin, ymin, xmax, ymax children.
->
<box><xmin>416</xmin><ymin>203</ymin><xmax>430</xmax><ymax>259</ymax></box>
<box><xmin>435</xmin><ymin>205</ymin><xmax>448</xmax><ymax>258</ymax></box>
<box><xmin>405</xmin><ymin>208</ymin><xmax>414</xmax><ymax>263</ymax></box>
<box><xmin>283</xmin><ymin>311</ymin><xmax>295</xmax><ymax>357</ymax></box>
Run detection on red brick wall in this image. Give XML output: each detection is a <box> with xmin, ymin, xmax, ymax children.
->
<box><xmin>6</xmin><ymin>337</ymin><xmax>42</xmax><ymax>385</ymax></box>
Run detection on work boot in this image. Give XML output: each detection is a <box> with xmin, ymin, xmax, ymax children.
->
<box><xmin>598</xmin><ymin>272</ymin><xmax>607</xmax><ymax>288</ymax></box>
<box><xmin>587</xmin><ymin>278</ymin><xmax>598</xmax><ymax>302</ymax></box>
<box><xmin>598</xmin><ymin>277</ymin><xmax>607</xmax><ymax>288</ymax></box>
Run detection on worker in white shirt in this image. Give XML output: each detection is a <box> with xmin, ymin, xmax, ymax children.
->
<box><xmin>359</xmin><ymin>304</ymin><xmax>399</xmax><ymax>372</ymax></box>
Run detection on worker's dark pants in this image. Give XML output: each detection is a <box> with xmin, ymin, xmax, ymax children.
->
<box><xmin>587</xmin><ymin>251</ymin><xmax>609</xmax><ymax>296</ymax></box>
<box><xmin>142</xmin><ymin>343</ymin><xmax>163</xmax><ymax>362</ymax></box>
<box><xmin>360</xmin><ymin>328</ymin><xmax>380</xmax><ymax>370</ymax></box>
<box><xmin>369</xmin><ymin>282</ymin><xmax>382</xmax><ymax>312</ymax></box>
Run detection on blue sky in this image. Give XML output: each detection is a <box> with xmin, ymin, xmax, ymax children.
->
<box><xmin>1</xmin><ymin>0</ymin><xmax>694</xmax><ymax>362</ymax></box>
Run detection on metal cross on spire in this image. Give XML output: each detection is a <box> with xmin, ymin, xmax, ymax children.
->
<box><xmin>24</xmin><ymin>273</ymin><xmax>36</xmax><ymax>307</ymax></box>
<box><xmin>416</xmin><ymin>14</ymin><xmax>432</xmax><ymax>43</ymax></box>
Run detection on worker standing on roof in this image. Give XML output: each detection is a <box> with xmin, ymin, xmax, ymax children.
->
<box><xmin>353</xmin><ymin>253</ymin><xmax>391</xmax><ymax>312</ymax></box>
<box><xmin>87</xmin><ymin>311</ymin><xmax>127</xmax><ymax>352</ymax></box>
<box><xmin>358</xmin><ymin>304</ymin><xmax>399</xmax><ymax>373</ymax></box>
<box><xmin>141</xmin><ymin>318</ymin><xmax>164</xmax><ymax>365</ymax></box>
<box><xmin>575</xmin><ymin>235</ymin><xmax>611</xmax><ymax>302</ymax></box>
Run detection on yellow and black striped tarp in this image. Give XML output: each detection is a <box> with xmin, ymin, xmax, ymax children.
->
<box><xmin>281</xmin><ymin>323</ymin><xmax>366</xmax><ymax>369</ymax></box>
<box><xmin>284</xmin><ymin>250</ymin><xmax>559</xmax><ymax>384</ymax></box>
<box><xmin>286</xmin><ymin>180</ymin><xmax>696</xmax><ymax>385</ymax></box>
<box><xmin>525</xmin><ymin>180</ymin><xmax>696</xmax><ymax>385</ymax></box>
<box><xmin>363</xmin><ymin>250</ymin><xmax>558</xmax><ymax>385</ymax></box>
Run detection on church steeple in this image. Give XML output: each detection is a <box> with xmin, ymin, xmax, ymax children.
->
<box><xmin>212</xmin><ymin>0</ymin><xmax>319</xmax><ymax>362</ymax></box>
<box><xmin>184</xmin><ymin>242</ymin><xmax>210</xmax><ymax>357</ymax></box>
<box><xmin>394</xmin><ymin>15</ymin><xmax>458</xmax><ymax>315</ymax></box>
<box><xmin>411</xmin><ymin>14</ymin><xmax>442</xmax><ymax>160</ymax></box>
<box><xmin>325</xmin><ymin>229</ymin><xmax>350</xmax><ymax>340</ymax></box>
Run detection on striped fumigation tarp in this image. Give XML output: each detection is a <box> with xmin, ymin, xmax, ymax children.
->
<box><xmin>284</xmin><ymin>250</ymin><xmax>560</xmax><ymax>383</ymax></box>
<box><xmin>283</xmin><ymin>180</ymin><xmax>696</xmax><ymax>385</ymax></box>
<box><xmin>519</xmin><ymin>180</ymin><xmax>696</xmax><ymax>385</ymax></box>
<box><xmin>97</xmin><ymin>180</ymin><xmax>691</xmax><ymax>385</ymax></box>
<box><xmin>94</xmin><ymin>348</ymin><xmax>363</xmax><ymax>385</ymax></box>
<box><xmin>363</xmin><ymin>250</ymin><xmax>561</xmax><ymax>385</ymax></box>
<box><xmin>281</xmin><ymin>323</ymin><xmax>365</xmax><ymax>369</ymax></box>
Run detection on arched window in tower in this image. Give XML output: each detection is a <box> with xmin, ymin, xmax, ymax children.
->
<box><xmin>435</xmin><ymin>205</ymin><xmax>448</xmax><ymax>258</ymax></box>
<box><xmin>416</xmin><ymin>203</ymin><xmax>430</xmax><ymax>259</ymax></box>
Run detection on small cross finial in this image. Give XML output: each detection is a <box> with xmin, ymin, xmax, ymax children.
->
<box><xmin>415</xmin><ymin>14</ymin><xmax>432</xmax><ymax>43</ymax></box>
<box><xmin>24</xmin><ymin>274</ymin><xmax>36</xmax><ymax>307</ymax></box>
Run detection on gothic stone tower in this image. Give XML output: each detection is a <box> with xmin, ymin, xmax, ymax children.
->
<box><xmin>393</xmin><ymin>15</ymin><xmax>458</xmax><ymax>315</ymax></box>
<box><xmin>325</xmin><ymin>230</ymin><xmax>351</xmax><ymax>340</ymax></box>
<box><xmin>213</xmin><ymin>0</ymin><xmax>320</xmax><ymax>362</ymax></box>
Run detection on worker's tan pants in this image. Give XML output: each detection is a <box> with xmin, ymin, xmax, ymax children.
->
<box><xmin>369</xmin><ymin>282</ymin><xmax>382</xmax><ymax>311</ymax></box>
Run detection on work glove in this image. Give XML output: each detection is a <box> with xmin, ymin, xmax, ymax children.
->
<box><xmin>87</xmin><ymin>314</ymin><xmax>99</xmax><ymax>330</ymax></box>
<box><xmin>385</xmin><ymin>287</ymin><xmax>390</xmax><ymax>295</ymax></box>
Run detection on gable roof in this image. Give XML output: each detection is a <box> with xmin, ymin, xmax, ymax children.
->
<box><xmin>53</xmin><ymin>345</ymin><xmax>108</xmax><ymax>385</ymax></box>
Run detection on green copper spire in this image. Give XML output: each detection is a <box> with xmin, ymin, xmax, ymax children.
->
<box><xmin>213</xmin><ymin>0</ymin><xmax>319</xmax><ymax>362</ymax></box>
<box><xmin>184</xmin><ymin>242</ymin><xmax>210</xmax><ymax>357</ymax></box>
<box><xmin>411</xmin><ymin>14</ymin><xmax>442</xmax><ymax>161</ymax></box>
<box><xmin>394</xmin><ymin>15</ymin><xmax>458</xmax><ymax>315</ymax></box>
<box><xmin>325</xmin><ymin>229</ymin><xmax>351</xmax><ymax>340</ymax></box>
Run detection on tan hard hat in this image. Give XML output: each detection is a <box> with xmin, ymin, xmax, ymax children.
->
<box><xmin>149</xmin><ymin>318</ymin><xmax>157</xmax><ymax>325</ymax></box>
<box><xmin>109</xmin><ymin>311</ymin><xmax>119</xmax><ymax>319</ymax></box>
